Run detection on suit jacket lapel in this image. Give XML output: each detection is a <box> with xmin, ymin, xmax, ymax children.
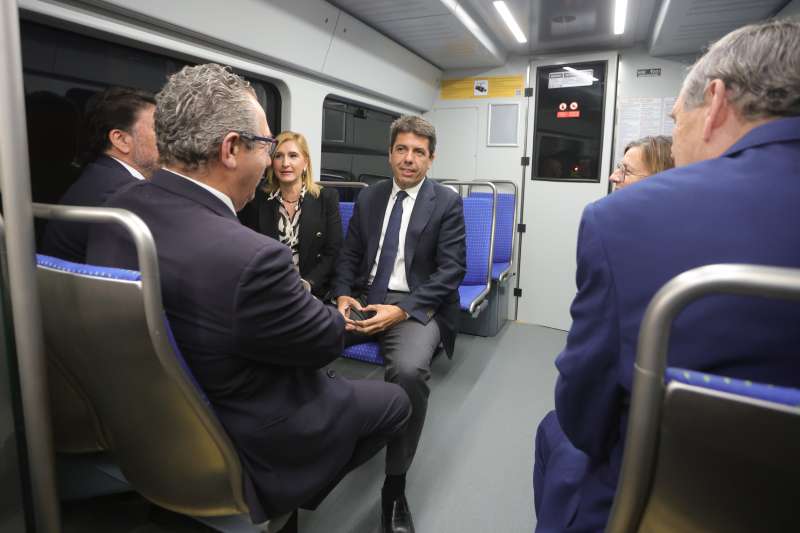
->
<box><xmin>404</xmin><ymin>178</ymin><xmax>435</xmax><ymax>276</ymax></box>
<box><xmin>365</xmin><ymin>181</ymin><xmax>393</xmax><ymax>267</ymax></box>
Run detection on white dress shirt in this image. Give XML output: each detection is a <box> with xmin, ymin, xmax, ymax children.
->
<box><xmin>110</xmin><ymin>156</ymin><xmax>146</xmax><ymax>181</ymax></box>
<box><xmin>165</xmin><ymin>168</ymin><xmax>237</xmax><ymax>216</ymax></box>
<box><xmin>368</xmin><ymin>177</ymin><xmax>426</xmax><ymax>292</ymax></box>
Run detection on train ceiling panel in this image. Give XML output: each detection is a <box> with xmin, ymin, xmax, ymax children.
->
<box><xmin>649</xmin><ymin>0</ymin><xmax>789</xmax><ymax>56</ymax></box>
<box><xmin>328</xmin><ymin>0</ymin><xmax>789</xmax><ymax>70</ymax></box>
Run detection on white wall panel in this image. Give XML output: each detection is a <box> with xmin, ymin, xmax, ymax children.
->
<box><xmin>21</xmin><ymin>0</ymin><xmax>440</xmax><ymax>111</ymax></box>
<box><xmin>323</xmin><ymin>11</ymin><xmax>441</xmax><ymax>111</ymax></box>
<box><xmin>427</xmin><ymin>106</ymin><xmax>478</xmax><ymax>181</ymax></box>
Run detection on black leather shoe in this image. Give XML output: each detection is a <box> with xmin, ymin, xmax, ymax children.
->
<box><xmin>382</xmin><ymin>495</ymin><xmax>415</xmax><ymax>533</ymax></box>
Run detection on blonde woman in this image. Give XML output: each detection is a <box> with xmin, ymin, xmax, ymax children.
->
<box><xmin>609</xmin><ymin>135</ymin><xmax>674</xmax><ymax>190</ymax></box>
<box><xmin>239</xmin><ymin>131</ymin><xmax>342</xmax><ymax>298</ymax></box>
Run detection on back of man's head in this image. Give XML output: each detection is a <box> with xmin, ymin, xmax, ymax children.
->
<box><xmin>155</xmin><ymin>63</ymin><xmax>257</xmax><ymax>171</ymax></box>
<box><xmin>82</xmin><ymin>87</ymin><xmax>155</xmax><ymax>164</ymax></box>
<box><xmin>681</xmin><ymin>18</ymin><xmax>800</xmax><ymax>120</ymax></box>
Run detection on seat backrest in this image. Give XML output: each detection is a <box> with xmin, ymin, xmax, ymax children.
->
<box><xmin>470</xmin><ymin>192</ymin><xmax>515</xmax><ymax>263</ymax></box>
<box><xmin>461</xmin><ymin>196</ymin><xmax>492</xmax><ymax>285</ymax></box>
<box><xmin>637</xmin><ymin>376</ymin><xmax>800</xmax><ymax>533</ymax></box>
<box><xmin>36</xmin><ymin>254</ymin><xmax>248</xmax><ymax>517</ymax></box>
<box><xmin>606</xmin><ymin>264</ymin><xmax>800</xmax><ymax>533</ymax></box>
<box><xmin>339</xmin><ymin>201</ymin><xmax>355</xmax><ymax>238</ymax></box>
<box><xmin>46</xmin><ymin>353</ymin><xmax>109</xmax><ymax>453</ymax></box>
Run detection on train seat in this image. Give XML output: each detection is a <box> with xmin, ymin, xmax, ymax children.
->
<box><xmin>342</xmin><ymin>341</ymin><xmax>384</xmax><ymax>365</ymax></box>
<box><xmin>606</xmin><ymin>264</ymin><xmax>800</xmax><ymax>533</ymax></box>
<box><xmin>339</xmin><ymin>201</ymin><xmax>355</xmax><ymax>238</ymax></box>
<box><xmin>626</xmin><ymin>369</ymin><xmax>800</xmax><ymax>532</ymax></box>
<box><xmin>36</xmin><ymin>252</ymin><xmax>290</xmax><ymax>531</ymax></box>
<box><xmin>458</xmin><ymin>195</ymin><xmax>493</xmax><ymax>316</ymax></box>
<box><xmin>469</xmin><ymin>191</ymin><xmax>516</xmax><ymax>282</ymax></box>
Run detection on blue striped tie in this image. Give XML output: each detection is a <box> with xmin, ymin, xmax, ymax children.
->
<box><xmin>367</xmin><ymin>190</ymin><xmax>408</xmax><ymax>304</ymax></box>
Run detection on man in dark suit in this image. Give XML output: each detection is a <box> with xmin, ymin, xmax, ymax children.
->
<box><xmin>333</xmin><ymin>115</ymin><xmax>467</xmax><ymax>533</ymax></box>
<box><xmin>41</xmin><ymin>87</ymin><xmax>159</xmax><ymax>262</ymax></box>
<box><xmin>533</xmin><ymin>19</ymin><xmax>800</xmax><ymax>532</ymax></box>
<box><xmin>86</xmin><ymin>64</ymin><xmax>410</xmax><ymax>532</ymax></box>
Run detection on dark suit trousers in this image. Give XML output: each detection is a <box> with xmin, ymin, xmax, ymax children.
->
<box><xmin>345</xmin><ymin>291</ymin><xmax>441</xmax><ymax>476</ymax></box>
<box><xmin>305</xmin><ymin>379</ymin><xmax>411</xmax><ymax>509</ymax></box>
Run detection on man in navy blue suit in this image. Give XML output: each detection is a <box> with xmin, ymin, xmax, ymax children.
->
<box><xmin>41</xmin><ymin>87</ymin><xmax>159</xmax><ymax>262</ymax></box>
<box><xmin>534</xmin><ymin>19</ymin><xmax>800</xmax><ymax>532</ymax></box>
<box><xmin>87</xmin><ymin>64</ymin><xmax>410</xmax><ymax>532</ymax></box>
<box><xmin>333</xmin><ymin>115</ymin><xmax>467</xmax><ymax>533</ymax></box>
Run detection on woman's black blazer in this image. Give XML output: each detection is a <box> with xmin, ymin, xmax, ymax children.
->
<box><xmin>239</xmin><ymin>186</ymin><xmax>342</xmax><ymax>298</ymax></box>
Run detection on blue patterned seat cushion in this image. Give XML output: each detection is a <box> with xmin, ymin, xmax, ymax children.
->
<box><xmin>339</xmin><ymin>202</ymin><xmax>355</xmax><ymax>238</ymax></box>
<box><xmin>342</xmin><ymin>342</ymin><xmax>384</xmax><ymax>365</ymax></box>
<box><xmin>666</xmin><ymin>367</ymin><xmax>800</xmax><ymax>407</ymax></box>
<box><xmin>459</xmin><ymin>285</ymin><xmax>485</xmax><ymax>311</ymax></box>
<box><xmin>37</xmin><ymin>254</ymin><xmax>141</xmax><ymax>281</ymax></box>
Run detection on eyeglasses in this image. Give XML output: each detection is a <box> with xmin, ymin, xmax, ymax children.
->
<box><xmin>237</xmin><ymin>132</ymin><xmax>278</xmax><ymax>156</ymax></box>
<box><xmin>613</xmin><ymin>162</ymin><xmax>645</xmax><ymax>183</ymax></box>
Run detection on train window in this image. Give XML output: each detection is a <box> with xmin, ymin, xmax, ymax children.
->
<box><xmin>532</xmin><ymin>61</ymin><xmax>607</xmax><ymax>182</ymax></box>
<box><xmin>19</xmin><ymin>20</ymin><xmax>281</xmax><ymax>210</ymax></box>
<box><xmin>320</xmin><ymin>95</ymin><xmax>397</xmax><ymax>185</ymax></box>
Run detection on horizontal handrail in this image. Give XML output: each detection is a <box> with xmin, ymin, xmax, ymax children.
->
<box><xmin>318</xmin><ymin>181</ymin><xmax>369</xmax><ymax>189</ymax></box>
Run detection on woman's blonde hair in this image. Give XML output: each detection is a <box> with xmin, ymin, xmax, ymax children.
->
<box><xmin>624</xmin><ymin>135</ymin><xmax>675</xmax><ymax>175</ymax></box>
<box><xmin>263</xmin><ymin>130</ymin><xmax>320</xmax><ymax>198</ymax></box>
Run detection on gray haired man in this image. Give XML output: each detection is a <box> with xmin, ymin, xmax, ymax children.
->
<box><xmin>87</xmin><ymin>64</ymin><xmax>411</xmax><ymax>532</ymax></box>
<box><xmin>533</xmin><ymin>18</ymin><xmax>800</xmax><ymax>532</ymax></box>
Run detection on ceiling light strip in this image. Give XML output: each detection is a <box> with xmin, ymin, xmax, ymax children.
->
<box><xmin>493</xmin><ymin>1</ymin><xmax>527</xmax><ymax>43</ymax></box>
<box><xmin>614</xmin><ymin>0</ymin><xmax>628</xmax><ymax>35</ymax></box>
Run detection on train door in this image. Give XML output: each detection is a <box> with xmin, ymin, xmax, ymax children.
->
<box><xmin>516</xmin><ymin>51</ymin><xmax>618</xmax><ymax>329</ymax></box>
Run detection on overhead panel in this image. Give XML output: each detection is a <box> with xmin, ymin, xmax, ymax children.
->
<box><xmin>650</xmin><ymin>0</ymin><xmax>787</xmax><ymax>56</ymax></box>
<box><xmin>329</xmin><ymin>0</ymin><xmax>505</xmax><ymax>69</ymax></box>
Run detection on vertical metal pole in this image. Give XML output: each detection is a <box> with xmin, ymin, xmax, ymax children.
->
<box><xmin>513</xmin><ymin>63</ymin><xmax>532</xmax><ymax>320</ymax></box>
<box><xmin>0</xmin><ymin>3</ymin><xmax>61</xmax><ymax>531</ymax></box>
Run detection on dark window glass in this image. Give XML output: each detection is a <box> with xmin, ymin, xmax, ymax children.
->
<box><xmin>320</xmin><ymin>96</ymin><xmax>398</xmax><ymax>193</ymax></box>
<box><xmin>532</xmin><ymin>61</ymin><xmax>607</xmax><ymax>182</ymax></box>
<box><xmin>20</xmin><ymin>20</ymin><xmax>281</xmax><ymax>213</ymax></box>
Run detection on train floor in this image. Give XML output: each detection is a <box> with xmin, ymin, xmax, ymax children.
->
<box><xmin>60</xmin><ymin>322</ymin><xmax>565</xmax><ymax>533</ymax></box>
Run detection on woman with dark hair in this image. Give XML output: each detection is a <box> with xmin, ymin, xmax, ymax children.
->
<box><xmin>239</xmin><ymin>131</ymin><xmax>342</xmax><ymax>298</ymax></box>
<box><xmin>609</xmin><ymin>135</ymin><xmax>674</xmax><ymax>191</ymax></box>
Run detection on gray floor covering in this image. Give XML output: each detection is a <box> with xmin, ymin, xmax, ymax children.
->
<box><xmin>59</xmin><ymin>323</ymin><xmax>566</xmax><ymax>533</ymax></box>
<box><xmin>302</xmin><ymin>322</ymin><xmax>565</xmax><ymax>533</ymax></box>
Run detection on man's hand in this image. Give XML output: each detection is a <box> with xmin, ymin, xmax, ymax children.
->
<box><xmin>351</xmin><ymin>304</ymin><xmax>407</xmax><ymax>335</ymax></box>
<box><xmin>336</xmin><ymin>295</ymin><xmax>362</xmax><ymax>331</ymax></box>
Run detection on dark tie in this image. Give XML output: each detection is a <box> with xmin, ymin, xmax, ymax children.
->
<box><xmin>368</xmin><ymin>190</ymin><xmax>408</xmax><ymax>305</ymax></box>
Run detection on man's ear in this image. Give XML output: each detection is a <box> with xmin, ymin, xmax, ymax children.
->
<box><xmin>108</xmin><ymin>129</ymin><xmax>131</xmax><ymax>155</ymax></box>
<box><xmin>219</xmin><ymin>131</ymin><xmax>240</xmax><ymax>170</ymax></box>
<box><xmin>702</xmin><ymin>79</ymin><xmax>730</xmax><ymax>142</ymax></box>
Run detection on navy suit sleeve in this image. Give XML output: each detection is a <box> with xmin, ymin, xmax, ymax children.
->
<box><xmin>305</xmin><ymin>188</ymin><xmax>342</xmax><ymax>293</ymax></box>
<box><xmin>331</xmin><ymin>195</ymin><xmax>365</xmax><ymax>299</ymax></box>
<box><xmin>234</xmin><ymin>242</ymin><xmax>344</xmax><ymax>367</ymax></box>
<box><xmin>554</xmin><ymin>203</ymin><xmax>624</xmax><ymax>459</ymax></box>
<box><xmin>397</xmin><ymin>193</ymin><xmax>467</xmax><ymax>324</ymax></box>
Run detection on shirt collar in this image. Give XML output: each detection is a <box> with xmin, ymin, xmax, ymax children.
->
<box><xmin>109</xmin><ymin>156</ymin><xmax>146</xmax><ymax>181</ymax></box>
<box><xmin>164</xmin><ymin>167</ymin><xmax>237</xmax><ymax>216</ymax></box>
<box><xmin>392</xmin><ymin>177</ymin><xmax>425</xmax><ymax>200</ymax></box>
